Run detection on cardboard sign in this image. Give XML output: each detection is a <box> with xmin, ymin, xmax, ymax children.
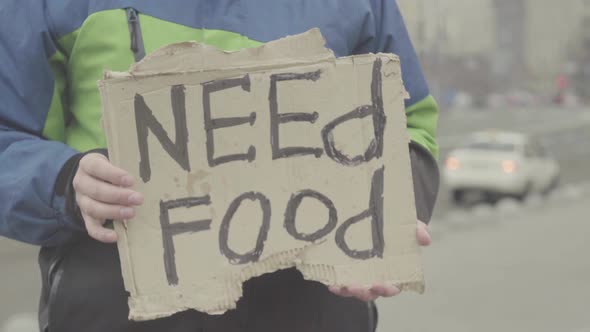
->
<box><xmin>99</xmin><ymin>29</ymin><xmax>424</xmax><ymax>321</ymax></box>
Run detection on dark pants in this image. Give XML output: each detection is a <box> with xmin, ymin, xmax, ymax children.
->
<box><xmin>38</xmin><ymin>238</ymin><xmax>377</xmax><ymax>332</ymax></box>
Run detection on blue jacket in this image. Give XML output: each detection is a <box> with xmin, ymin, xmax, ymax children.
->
<box><xmin>0</xmin><ymin>0</ymin><xmax>438</xmax><ymax>246</ymax></box>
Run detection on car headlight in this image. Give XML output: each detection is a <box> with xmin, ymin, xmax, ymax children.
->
<box><xmin>445</xmin><ymin>157</ymin><xmax>460</xmax><ymax>170</ymax></box>
<box><xmin>501</xmin><ymin>160</ymin><xmax>517</xmax><ymax>174</ymax></box>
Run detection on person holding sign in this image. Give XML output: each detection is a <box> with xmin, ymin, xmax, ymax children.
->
<box><xmin>0</xmin><ymin>1</ymin><xmax>439</xmax><ymax>331</ymax></box>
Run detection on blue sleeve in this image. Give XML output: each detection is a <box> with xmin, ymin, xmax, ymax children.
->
<box><xmin>357</xmin><ymin>0</ymin><xmax>431</xmax><ymax>107</ymax></box>
<box><xmin>355</xmin><ymin>0</ymin><xmax>439</xmax><ymax>157</ymax></box>
<box><xmin>0</xmin><ymin>1</ymin><xmax>83</xmax><ymax>246</ymax></box>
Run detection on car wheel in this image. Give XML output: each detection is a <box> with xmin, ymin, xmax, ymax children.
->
<box><xmin>452</xmin><ymin>190</ymin><xmax>465</xmax><ymax>205</ymax></box>
<box><xmin>518</xmin><ymin>182</ymin><xmax>532</xmax><ymax>201</ymax></box>
<box><xmin>544</xmin><ymin>175</ymin><xmax>560</xmax><ymax>195</ymax></box>
<box><xmin>483</xmin><ymin>192</ymin><xmax>500</xmax><ymax>205</ymax></box>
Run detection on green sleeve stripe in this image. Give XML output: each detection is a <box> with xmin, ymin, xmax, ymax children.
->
<box><xmin>406</xmin><ymin>95</ymin><xmax>439</xmax><ymax>159</ymax></box>
<box><xmin>42</xmin><ymin>28</ymin><xmax>81</xmax><ymax>142</ymax></box>
<box><xmin>57</xmin><ymin>29</ymin><xmax>80</xmax><ymax>57</ymax></box>
<box><xmin>42</xmin><ymin>50</ymin><xmax>68</xmax><ymax>142</ymax></box>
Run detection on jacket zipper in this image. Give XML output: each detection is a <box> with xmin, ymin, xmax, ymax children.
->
<box><xmin>126</xmin><ymin>7</ymin><xmax>146</xmax><ymax>62</ymax></box>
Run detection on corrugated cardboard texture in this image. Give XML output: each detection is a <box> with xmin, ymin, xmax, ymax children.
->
<box><xmin>99</xmin><ymin>29</ymin><xmax>424</xmax><ymax>321</ymax></box>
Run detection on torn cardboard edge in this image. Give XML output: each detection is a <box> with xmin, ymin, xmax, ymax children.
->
<box><xmin>127</xmin><ymin>253</ymin><xmax>424</xmax><ymax>321</ymax></box>
<box><xmin>102</xmin><ymin>28</ymin><xmax>406</xmax><ymax>97</ymax></box>
<box><xmin>129</xmin><ymin>28</ymin><xmax>334</xmax><ymax>77</ymax></box>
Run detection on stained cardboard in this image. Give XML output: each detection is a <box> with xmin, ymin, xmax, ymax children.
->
<box><xmin>99</xmin><ymin>29</ymin><xmax>424</xmax><ymax>321</ymax></box>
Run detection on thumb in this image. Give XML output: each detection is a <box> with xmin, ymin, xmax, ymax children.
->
<box><xmin>416</xmin><ymin>220</ymin><xmax>432</xmax><ymax>246</ymax></box>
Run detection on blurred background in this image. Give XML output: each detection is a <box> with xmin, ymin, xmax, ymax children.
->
<box><xmin>1</xmin><ymin>1</ymin><xmax>589</xmax><ymax>331</ymax></box>
<box><xmin>401</xmin><ymin>0</ymin><xmax>590</xmax><ymax>109</ymax></box>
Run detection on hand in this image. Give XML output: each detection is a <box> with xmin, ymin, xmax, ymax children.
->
<box><xmin>72</xmin><ymin>153</ymin><xmax>144</xmax><ymax>243</ymax></box>
<box><xmin>328</xmin><ymin>220</ymin><xmax>432</xmax><ymax>302</ymax></box>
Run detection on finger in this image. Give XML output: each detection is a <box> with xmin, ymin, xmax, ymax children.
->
<box><xmin>328</xmin><ymin>285</ymin><xmax>340</xmax><ymax>294</ymax></box>
<box><xmin>347</xmin><ymin>285</ymin><xmax>377</xmax><ymax>302</ymax></box>
<box><xmin>329</xmin><ymin>286</ymin><xmax>353</xmax><ymax>297</ymax></box>
<box><xmin>77</xmin><ymin>194</ymin><xmax>136</xmax><ymax>220</ymax></box>
<box><xmin>79</xmin><ymin>153</ymin><xmax>134</xmax><ymax>187</ymax></box>
<box><xmin>370</xmin><ymin>284</ymin><xmax>401</xmax><ymax>298</ymax></box>
<box><xmin>73</xmin><ymin>173</ymin><xmax>143</xmax><ymax>205</ymax></box>
<box><xmin>83</xmin><ymin>212</ymin><xmax>118</xmax><ymax>243</ymax></box>
<box><xmin>416</xmin><ymin>220</ymin><xmax>432</xmax><ymax>246</ymax></box>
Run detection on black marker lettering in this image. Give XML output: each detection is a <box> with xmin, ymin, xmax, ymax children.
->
<box><xmin>135</xmin><ymin>85</ymin><xmax>190</xmax><ymax>182</ymax></box>
<box><xmin>160</xmin><ymin>196</ymin><xmax>212</xmax><ymax>285</ymax></box>
<box><xmin>284</xmin><ymin>190</ymin><xmax>337</xmax><ymax>242</ymax></box>
<box><xmin>269</xmin><ymin>71</ymin><xmax>324</xmax><ymax>159</ymax></box>
<box><xmin>335</xmin><ymin>167</ymin><xmax>385</xmax><ymax>259</ymax></box>
<box><xmin>202</xmin><ymin>75</ymin><xmax>256</xmax><ymax>167</ymax></box>
<box><xmin>321</xmin><ymin>59</ymin><xmax>385</xmax><ymax>166</ymax></box>
<box><xmin>219</xmin><ymin>192</ymin><xmax>271</xmax><ymax>264</ymax></box>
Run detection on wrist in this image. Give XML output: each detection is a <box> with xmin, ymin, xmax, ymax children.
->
<box><xmin>55</xmin><ymin>148</ymin><xmax>109</xmax><ymax>228</ymax></box>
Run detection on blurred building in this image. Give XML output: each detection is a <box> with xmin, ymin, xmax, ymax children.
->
<box><xmin>398</xmin><ymin>0</ymin><xmax>590</xmax><ymax>105</ymax></box>
<box><xmin>524</xmin><ymin>0</ymin><xmax>590</xmax><ymax>96</ymax></box>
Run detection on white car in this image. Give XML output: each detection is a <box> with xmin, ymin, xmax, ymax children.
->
<box><xmin>443</xmin><ymin>131</ymin><xmax>560</xmax><ymax>204</ymax></box>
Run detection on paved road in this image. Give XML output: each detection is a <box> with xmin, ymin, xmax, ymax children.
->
<box><xmin>377</xmin><ymin>190</ymin><xmax>590</xmax><ymax>332</ymax></box>
<box><xmin>0</xmin><ymin>240</ymin><xmax>39</xmax><ymax>328</ymax></box>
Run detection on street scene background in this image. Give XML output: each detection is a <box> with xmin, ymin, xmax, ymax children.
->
<box><xmin>2</xmin><ymin>1</ymin><xmax>589</xmax><ymax>331</ymax></box>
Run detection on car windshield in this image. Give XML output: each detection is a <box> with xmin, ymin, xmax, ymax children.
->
<box><xmin>464</xmin><ymin>141</ymin><xmax>516</xmax><ymax>152</ymax></box>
